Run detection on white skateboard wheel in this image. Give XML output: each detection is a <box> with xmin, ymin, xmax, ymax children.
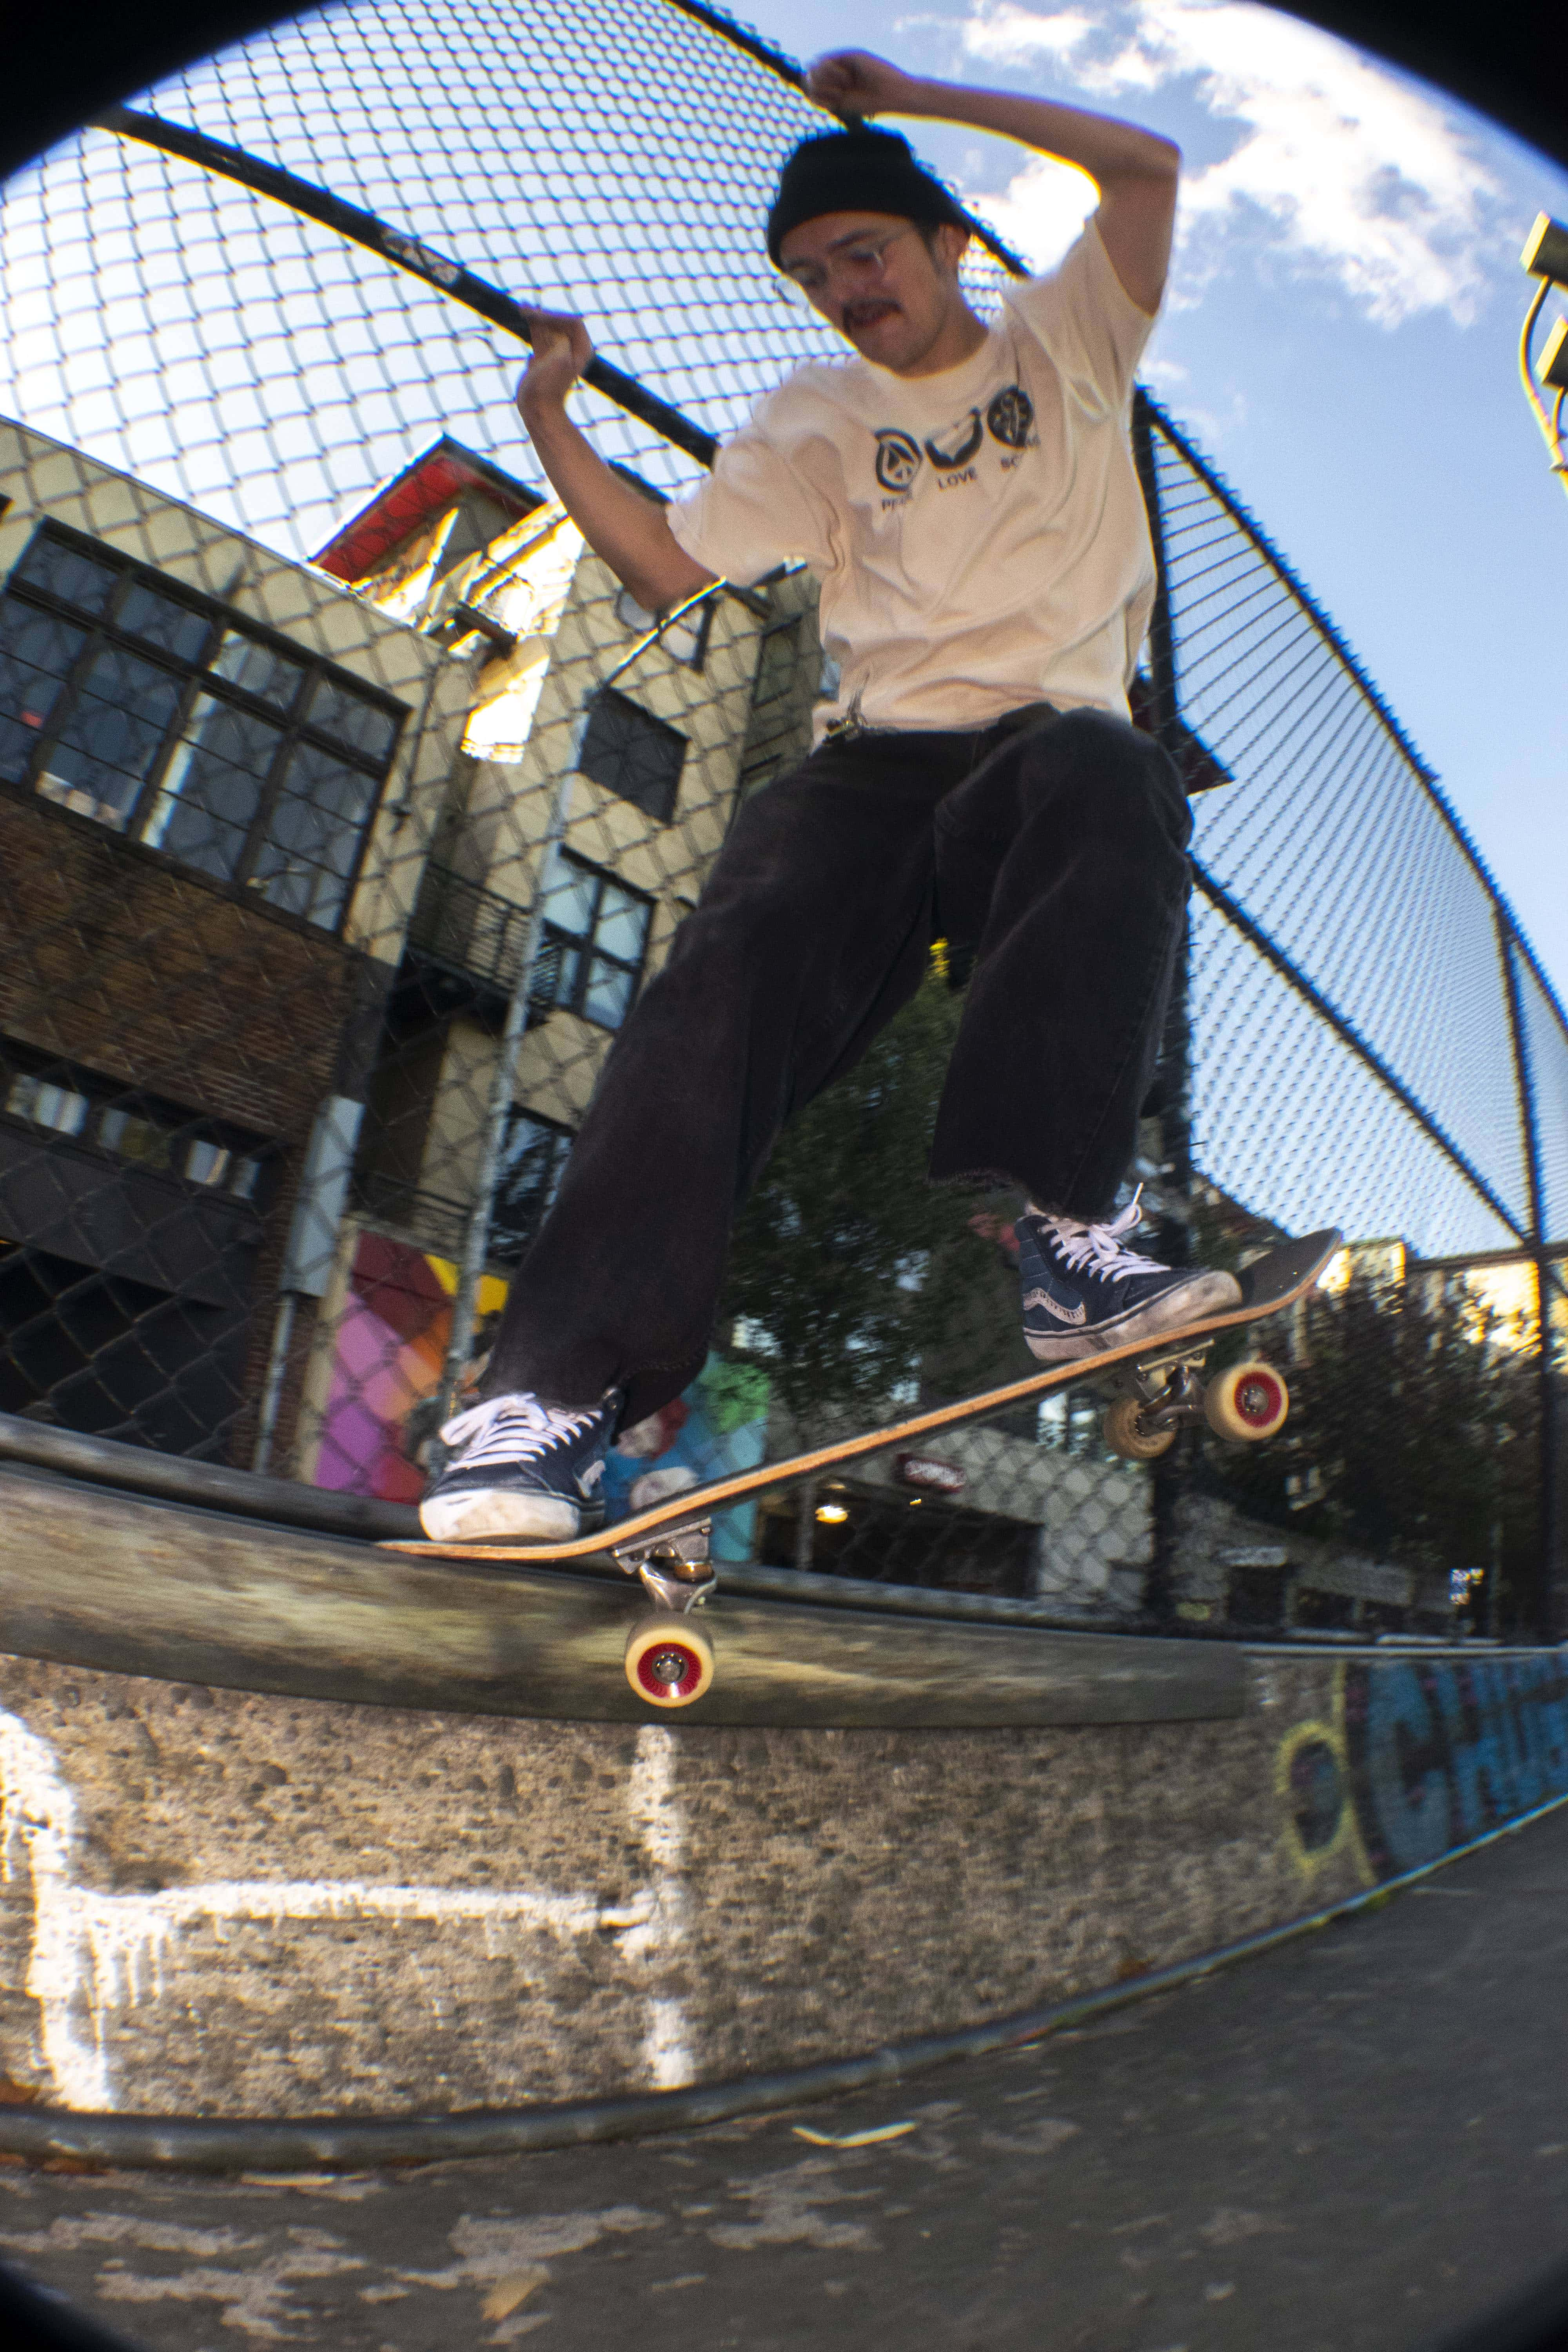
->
<box><xmin>625</xmin><ymin>1613</ymin><xmax>714</xmax><ymax>1708</ymax></box>
<box><xmin>1102</xmin><ymin>1396</ymin><xmax>1178</xmax><ymax>1461</ymax></box>
<box><xmin>1204</xmin><ymin>1360</ymin><xmax>1289</xmax><ymax>1442</ymax></box>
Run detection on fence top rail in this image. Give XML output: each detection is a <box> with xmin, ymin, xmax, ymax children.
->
<box><xmin>662</xmin><ymin>0</ymin><xmax>1035</xmax><ymax>279</ymax></box>
<box><xmin>662</xmin><ymin>0</ymin><xmax>809</xmax><ymax>91</ymax></box>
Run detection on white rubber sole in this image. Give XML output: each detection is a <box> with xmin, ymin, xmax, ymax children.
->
<box><xmin>418</xmin><ymin>1485</ymin><xmax>583</xmax><ymax>1543</ymax></box>
<box><xmin>1024</xmin><ymin>1269</ymin><xmax>1245</xmax><ymax>1365</ymax></box>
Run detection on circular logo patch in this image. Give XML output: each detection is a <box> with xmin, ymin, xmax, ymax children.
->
<box><xmin>986</xmin><ymin>385</ymin><xmax>1035</xmax><ymax>448</ymax></box>
<box><xmin>874</xmin><ymin>430</ymin><xmax>922</xmax><ymax>492</ymax></box>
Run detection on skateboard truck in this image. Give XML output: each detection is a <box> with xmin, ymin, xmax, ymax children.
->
<box><xmin>612</xmin><ymin>1516</ymin><xmax>716</xmax><ymax>1607</ymax></box>
<box><xmin>1101</xmin><ymin>1345</ymin><xmax>1290</xmax><ymax>1461</ymax></box>
<box><xmin>613</xmin><ymin>1518</ymin><xmax>717</xmax><ymax>1710</ymax></box>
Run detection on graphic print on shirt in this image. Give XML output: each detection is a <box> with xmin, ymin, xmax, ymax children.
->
<box><xmin>873</xmin><ymin>383</ymin><xmax>1038</xmax><ymax>505</ymax></box>
<box><xmin>987</xmin><ymin>386</ymin><xmax>1034</xmax><ymax>449</ymax></box>
<box><xmin>925</xmin><ymin>409</ymin><xmax>983</xmax><ymax>471</ymax></box>
<box><xmin>875</xmin><ymin>430</ymin><xmax>923</xmax><ymax>493</ymax></box>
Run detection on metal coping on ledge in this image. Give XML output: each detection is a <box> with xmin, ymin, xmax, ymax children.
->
<box><xmin>2</xmin><ymin>1791</ymin><xmax>1564</xmax><ymax>2175</ymax></box>
<box><xmin>0</xmin><ymin>1419</ymin><xmax>1115</xmax><ymax>1633</ymax></box>
<box><xmin>0</xmin><ymin>1411</ymin><xmax>417</xmax><ymax>1542</ymax></box>
<box><xmin>0</xmin><ymin>1412</ymin><xmax>1548</xmax><ymax>1649</ymax></box>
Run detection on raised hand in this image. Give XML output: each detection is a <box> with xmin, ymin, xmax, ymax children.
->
<box><xmin>803</xmin><ymin>49</ymin><xmax>927</xmax><ymax>123</ymax></box>
<box><xmin>515</xmin><ymin>307</ymin><xmax>594</xmax><ymax>420</ymax></box>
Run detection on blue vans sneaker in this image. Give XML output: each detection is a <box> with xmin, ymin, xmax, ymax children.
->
<box><xmin>1017</xmin><ymin>1191</ymin><xmax>1242</xmax><ymax>1363</ymax></box>
<box><xmin>419</xmin><ymin>1388</ymin><xmax>620</xmax><ymax>1543</ymax></box>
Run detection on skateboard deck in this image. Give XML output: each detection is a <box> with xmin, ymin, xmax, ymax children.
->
<box><xmin>387</xmin><ymin>1226</ymin><xmax>1341</xmax><ymax>1708</ymax></box>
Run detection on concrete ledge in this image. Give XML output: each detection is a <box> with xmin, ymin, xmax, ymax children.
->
<box><xmin>0</xmin><ymin>1643</ymin><xmax>1343</xmax><ymax>2120</ymax></box>
<box><xmin>6</xmin><ymin>1789</ymin><xmax>1564</xmax><ymax>2172</ymax></box>
<box><xmin>0</xmin><ymin>1463</ymin><xmax>1243</xmax><ymax>1729</ymax></box>
<box><xmin>2</xmin><ymin>1465</ymin><xmax>1564</xmax><ymax>2131</ymax></box>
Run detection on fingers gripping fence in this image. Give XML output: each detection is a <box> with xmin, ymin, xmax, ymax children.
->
<box><xmin>0</xmin><ymin>0</ymin><xmax>1564</xmax><ymax>1636</ymax></box>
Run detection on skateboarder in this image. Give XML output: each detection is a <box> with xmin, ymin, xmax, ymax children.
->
<box><xmin>421</xmin><ymin>47</ymin><xmax>1242</xmax><ymax>1544</ymax></box>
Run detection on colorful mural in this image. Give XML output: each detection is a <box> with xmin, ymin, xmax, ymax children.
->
<box><xmin>312</xmin><ymin>1231</ymin><xmax>508</xmax><ymax>1503</ymax></box>
<box><xmin>603</xmin><ymin>1356</ymin><xmax>772</xmax><ymax>1563</ymax></box>
<box><xmin>313</xmin><ymin>1229</ymin><xmax>770</xmax><ymax>1554</ymax></box>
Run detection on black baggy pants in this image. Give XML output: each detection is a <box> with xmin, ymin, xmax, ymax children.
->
<box><xmin>485</xmin><ymin>702</ymin><xmax>1192</xmax><ymax>1429</ymax></box>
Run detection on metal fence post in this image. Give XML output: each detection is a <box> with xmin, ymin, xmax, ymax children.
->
<box><xmin>435</xmin><ymin>763</ymin><xmax>575</xmax><ymax>1421</ymax></box>
<box><xmin>1497</xmin><ymin>911</ymin><xmax>1561</xmax><ymax>1637</ymax></box>
<box><xmin>1132</xmin><ymin>391</ymin><xmax>1191</xmax><ymax>1624</ymax></box>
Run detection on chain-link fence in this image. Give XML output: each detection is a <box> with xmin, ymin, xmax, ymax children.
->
<box><xmin>0</xmin><ymin>0</ymin><xmax>1563</xmax><ymax>1641</ymax></box>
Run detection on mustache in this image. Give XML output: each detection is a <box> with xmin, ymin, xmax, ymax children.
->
<box><xmin>843</xmin><ymin>297</ymin><xmax>900</xmax><ymax>329</ymax></box>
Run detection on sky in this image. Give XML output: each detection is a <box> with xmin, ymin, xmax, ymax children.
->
<box><xmin>733</xmin><ymin>0</ymin><xmax>1568</xmax><ymax>1000</ymax></box>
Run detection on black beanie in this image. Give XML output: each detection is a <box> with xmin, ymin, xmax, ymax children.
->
<box><xmin>766</xmin><ymin>124</ymin><xmax>969</xmax><ymax>264</ymax></box>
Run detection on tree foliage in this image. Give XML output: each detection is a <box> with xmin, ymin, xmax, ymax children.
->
<box><xmin>717</xmin><ymin>971</ymin><xmax>1028</xmax><ymax>1432</ymax></box>
<box><xmin>1203</xmin><ymin>1270</ymin><xmax>1541</xmax><ymax>1602</ymax></box>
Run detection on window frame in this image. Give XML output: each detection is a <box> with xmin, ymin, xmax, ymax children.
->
<box><xmin>0</xmin><ymin>1036</ymin><xmax>276</xmax><ymax>1207</ymax></box>
<box><xmin>537</xmin><ymin>849</ymin><xmax>655</xmax><ymax>1032</ymax></box>
<box><xmin>575</xmin><ymin>684</ymin><xmax>688</xmax><ymax>826</ymax></box>
<box><xmin>751</xmin><ymin>614</ymin><xmax>802</xmax><ymax>709</ymax></box>
<box><xmin>0</xmin><ymin>521</ymin><xmax>407</xmax><ymax>936</ymax></box>
<box><xmin>490</xmin><ymin>1103</ymin><xmax>577</xmax><ymax>1262</ymax></box>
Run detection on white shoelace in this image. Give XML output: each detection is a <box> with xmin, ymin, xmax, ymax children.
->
<box><xmin>1041</xmin><ymin>1187</ymin><xmax>1166</xmax><ymax>1280</ymax></box>
<box><xmin>438</xmin><ymin>1392</ymin><xmax>602</xmax><ymax>1468</ymax></box>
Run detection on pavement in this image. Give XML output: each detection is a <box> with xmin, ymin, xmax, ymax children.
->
<box><xmin>5</xmin><ymin>1805</ymin><xmax>1568</xmax><ymax>2352</ymax></box>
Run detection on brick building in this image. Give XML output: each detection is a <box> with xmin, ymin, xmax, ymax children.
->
<box><xmin>0</xmin><ymin>414</ymin><xmax>825</xmax><ymax>1487</ymax></box>
<box><xmin>0</xmin><ymin>419</ymin><xmax>470</xmax><ymax>1459</ymax></box>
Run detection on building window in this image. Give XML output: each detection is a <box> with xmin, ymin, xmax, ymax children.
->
<box><xmin>0</xmin><ymin>523</ymin><xmax>405</xmax><ymax>932</ymax></box>
<box><xmin>613</xmin><ymin>585</ymin><xmax>710</xmax><ymax>671</ymax></box>
<box><xmin>739</xmin><ymin>614</ymin><xmax>820</xmax><ymax>801</ymax></box>
<box><xmin>491</xmin><ymin>1108</ymin><xmax>574</xmax><ymax>1261</ymax></box>
<box><xmin>576</xmin><ymin>686</ymin><xmax>686</xmax><ymax>825</ymax></box>
<box><xmin>536</xmin><ymin>853</ymin><xmax>653</xmax><ymax>1030</ymax></box>
<box><xmin>6</xmin><ymin>1073</ymin><xmax>91</xmax><ymax>1140</ymax></box>
<box><xmin>3</xmin><ymin>1045</ymin><xmax>269</xmax><ymax>1201</ymax></box>
<box><xmin>752</xmin><ymin>616</ymin><xmax>800</xmax><ymax>707</ymax></box>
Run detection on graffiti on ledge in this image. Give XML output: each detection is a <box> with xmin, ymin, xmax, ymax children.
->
<box><xmin>1277</xmin><ymin>1656</ymin><xmax>1568</xmax><ymax>1887</ymax></box>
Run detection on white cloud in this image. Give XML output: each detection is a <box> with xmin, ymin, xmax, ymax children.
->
<box><xmin>961</xmin><ymin>3</ymin><xmax>1104</xmax><ymax>60</ymax></box>
<box><xmin>978</xmin><ymin>151</ymin><xmax>1101</xmax><ymax>267</ymax></box>
<box><xmin>954</xmin><ymin>0</ymin><xmax>1507</xmax><ymax>325</ymax></box>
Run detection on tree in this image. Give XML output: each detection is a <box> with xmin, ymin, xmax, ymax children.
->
<box><xmin>717</xmin><ymin>967</ymin><xmax>1027</xmax><ymax>1438</ymax></box>
<box><xmin>1200</xmin><ymin>1268</ymin><xmax>1541</xmax><ymax>1620</ymax></box>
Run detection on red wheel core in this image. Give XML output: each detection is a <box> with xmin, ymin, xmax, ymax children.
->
<box><xmin>1235</xmin><ymin>1369</ymin><xmax>1286</xmax><ymax>1427</ymax></box>
<box><xmin>636</xmin><ymin>1638</ymin><xmax>704</xmax><ymax>1700</ymax></box>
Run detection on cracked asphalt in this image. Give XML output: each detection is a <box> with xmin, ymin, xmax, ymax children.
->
<box><xmin>5</xmin><ymin>1806</ymin><xmax>1568</xmax><ymax>2351</ymax></box>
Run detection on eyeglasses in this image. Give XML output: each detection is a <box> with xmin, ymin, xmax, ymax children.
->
<box><xmin>778</xmin><ymin>225</ymin><xmax>919</xmax><ymax>299</ymax></box>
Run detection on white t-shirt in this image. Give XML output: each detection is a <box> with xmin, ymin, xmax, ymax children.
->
<box><xmin>667</xmin><ymin>219</ymin><xmax>1158</xmax><ymax>741</ymax></box>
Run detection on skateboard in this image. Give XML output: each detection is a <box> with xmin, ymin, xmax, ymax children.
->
<box><xmin>387</xmin><ymin>1227</ymin><xmax>1341</xmax><ymax>1710</ymax></box>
